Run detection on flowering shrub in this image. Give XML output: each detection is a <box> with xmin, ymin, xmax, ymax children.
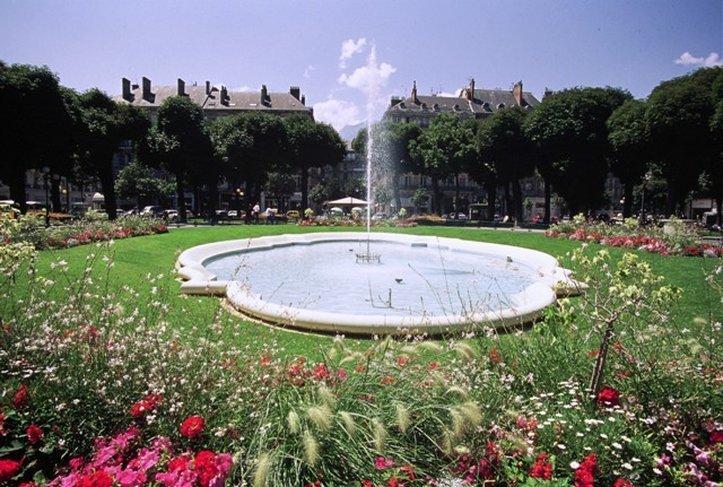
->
<box><xmin>547</xmin><ymin>215</ymin><xmax>722</xmax><ymax>258</ymax></box>
<box><xmin>1</xmin><ymin>214</ymin><xmax>167</xmax><ymax>250</ymax></box>
<box><xmin>0</xmin><ymin>239</ymin><xmax>720</xmax><ymax>485</ymax></box>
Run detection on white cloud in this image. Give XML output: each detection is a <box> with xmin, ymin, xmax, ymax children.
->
<box><xmin>337</xmin><ymin>50</ymin><xmax>396</xmax><ymax>97</ymax></box>
<box><xmin>313</xmin><ymin>97</ymin><xmax>362</xmax><ymax>131</ymax></box>
<box><xmin>674</xmin><ymin>51</ymin><xmax>723</xmax><ymax>67</ymax></box>
<box><xmin>303</xmin><ymin>65</ymin><xmax>315</xmax><ymax>79</ymax></box>
<box><xmin>339</xmin><ymin>37</ymin><xmax>367</xmax><ymax>68</ymax></box>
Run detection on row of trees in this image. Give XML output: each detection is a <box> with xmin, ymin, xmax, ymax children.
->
<box><xmin>0</xmin><ymin>62</ymin><xmax>346</xmax><ymax>221</ymax></box>
<box><xmin>356</xmin><ymin>66</ymin><xmax>722</xmax><ymax>223</ymax></box>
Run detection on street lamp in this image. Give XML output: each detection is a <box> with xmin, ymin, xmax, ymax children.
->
<box><xmin>639</xmin><ymin>171</ymin><xmax>653</xmax><ymax>225</ymax></box>
<box><xmin>41</xmin><ymin>166</ymin><xmax>50</xmax><ymax>228</ymax></box>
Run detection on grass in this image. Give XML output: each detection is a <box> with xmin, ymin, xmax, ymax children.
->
<box><xmin>24</xmin><ymin>223</ymin><xmax>719</xmax><ymax>358</ymax></box>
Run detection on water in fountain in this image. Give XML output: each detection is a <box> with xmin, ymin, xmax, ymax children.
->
<box><xmin>357</xmin><ymin>46</ymin><xmax>382</xmax><ymax>263</ymax></box>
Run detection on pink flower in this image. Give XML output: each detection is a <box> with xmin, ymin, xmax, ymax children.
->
<box><xmin>375</xmin><ymin>456</ymin><xmax>395</xmax><ymax>470</ymax></box>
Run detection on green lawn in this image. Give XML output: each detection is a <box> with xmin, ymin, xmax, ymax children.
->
<box><xmin>26</xmin><ymin>223</ymin><xmax>719</xmax><ymax>357</ymax></box>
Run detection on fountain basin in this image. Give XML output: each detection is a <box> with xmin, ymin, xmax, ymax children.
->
<box><xmin>176</xmin><ymin>232</ymin><xmax>585</xmax><ymax>335</ymax></box>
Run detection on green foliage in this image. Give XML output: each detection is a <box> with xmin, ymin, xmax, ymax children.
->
<box><xmin>115</xmin><ymin>161</ymin><xmax>173</xmax><ymax>206</ymax></box>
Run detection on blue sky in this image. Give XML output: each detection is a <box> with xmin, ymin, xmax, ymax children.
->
<box><xmin>1</xmin><ymin>0</ymin><xmax>721</xmax><ymax>133</ymax></box>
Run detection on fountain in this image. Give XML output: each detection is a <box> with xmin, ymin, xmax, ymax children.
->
<box><xmin>174</xmin><ymin>44</ymin><xmax>585</xmax><ymax>335</ymax></box>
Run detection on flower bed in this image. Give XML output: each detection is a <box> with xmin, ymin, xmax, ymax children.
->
<box><xmin>0</xmin><ymin>242</ymin><xmax>720</xmax><ymax>485</ymax></box>
<box><xmin>1</xmin><ymin>214</ymin><xmax>168</xmax><ymax>250</ymax></box>
<box><xmin>546</xmin><ymin>216</ymin><xmax>722</xmax><ymax>258</ymax></box>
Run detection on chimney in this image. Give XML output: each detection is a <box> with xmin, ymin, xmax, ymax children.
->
<box><xmin>543</xmin><ymin>87</ymin><xmax>554</xmax><ymax>100</ymax></box>
<box><xmin>205</xmin><ymin>80</ymin><xmax>211</xmax><ymax>96</ymax></box>
<box><xmin>260</xmin><ymin>84</ymin><xmax>268</xmax><ymax>105</ymax></box>
<box><xmin>390</xmin><ymin>96</ymin><xmax>402</xmax><ymax>108</ymax></box>
<box><xmin>142</xmin><ymin>77</ymin><xmax>152</xmax><ymax>102</ymax></box>
<box><xmin>220</xmin><ymin>85</ymin><xmax>228</xmax><ymax>106</ymax></box>
<box><xmin>289</xmin><ymin>86</ymin><xmax>301</xmax><ymax>100</ymax></box>
<box><xmin>121</xmin><ymin>78</ymin><xmax>132</xmax><ymax>101</ymax></box>
<box><xmin>301</xmin><ymin>94</ymin><xmax>306</xmax><ymax>105</ymax></box>
<box><xmin>467</xmin><ymin>78</ymin><xmax>475</xmax><ymax>101</ymax></box>
<box><xmin>177</xmin><ymin>78</ymin><xmax>186</xmax><ymax>96</ymax></box>
<box><xmin>513</xmin><ymin>80</ymin><xmax>524</xmax><ymax>106</ymax></box>
<box><xmin>411</xmin><ymin>81</ymin><xmax>418</xmax><ymax>104</ymax></box>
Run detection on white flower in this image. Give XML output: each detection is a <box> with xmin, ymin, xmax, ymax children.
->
<box><xmin>570</xmin><ymin>461</ymin><xmax>580</xmax><ymax>470</ymax></box>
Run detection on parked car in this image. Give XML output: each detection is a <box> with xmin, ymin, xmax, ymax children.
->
<box><xmin>140</xmin><ymin>206</ymin><xmax>163</xmax><ymax>218</ymax></box>
<box><xmin>215</xmin><ymin>209</ymin><xmax>228</xmax><ymax>220</ymax></box>
<box><xmin>162</xmin><ymin>209</ymin><xmax>179</xmax><ymax>222</ymax></box>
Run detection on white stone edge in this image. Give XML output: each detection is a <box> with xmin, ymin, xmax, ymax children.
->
<box><xmin>176</xmin><ymin>232</ymin><xmax>586</xmax><ymax>335</ymax></box>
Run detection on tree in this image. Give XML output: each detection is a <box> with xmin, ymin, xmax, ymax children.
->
<box><xmin>409</xmin><ymin>114</ymin><xmax>476</xmax><ymax>215</ymax></box>
<box><xmin>476</xmin><ymin>107</ymin><xmax>535</xmax><ymax>221</ymax></box>
<box><xmin>265</xmin><ymin>172</ymin><xmax>297</xmax><ymax>212</ymax></box>
<box><xmin>383</xmin><ymin>122</ymin><xmax>423</xmax><ymax>210</ymax></box>
<box><xmin>77</xmin><ymin>89</ymin><xmax>150</xmax><ymax>219</ymax></box>
<box><xmin>645</xmin><ymin>71</ymin><xmax>716</xmax><ymax>215</ymax></box>
<box><xmin>410</xmin><ymin>187</ymin><xmax>429</xmax><ymax>214</ymax></box>
<box><xmin>709</xmin><ymin>93</ymin><xmax>723</xmax><ymax>225</ymax></box>
<box><xmin>115</xmin><ymin>161</ymin><xmax>174</xmax><ymax>209</ymax></box>
<box><xmin>0</xmin><ymin>63</ymin><xmax>75</xmax><ymax>212</ymax></box>
<box><xmin>607</xmin><ymin>99</ymin><xmax>651</xmax><ymax>217</ymax></box>
<box><xmin>524</xmin><ymin>87</ymin><xmax>631</xmax><ymax>215</ymax></box>
<box><xmin>284</xmin><ymin>116</ymin><xmax>345</xmax><ymax>213</ymax></box>
<box><xmin>147</xmin><ymin>96</ymin><xmax>212</xmax><ymax>222</ymax></box>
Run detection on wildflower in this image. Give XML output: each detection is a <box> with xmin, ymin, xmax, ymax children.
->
<box><xmin>529</xmin><ymin>453</ymin><xmax>553</xmax><ymax>480</ymax></box>
<box><xmin>596</xmin><ymin>386</ymin><xmax>620</xmax><ymax>407</ymax></box>
<box><xmin>179</xmin><ymin>415</ymin><xmax>205</xmax><ymax>439</ymax></box>
<box><xmin>0</xmin><ymin>458</ymin><xmax>22</xmax><ymax>482</ymax></box>
<box><xmin>396</xmin><ymin>355</ymin><xmax>409</xmax><ymax>367</ymax></box>
<box><xmin>13</xmin><ymin>384</ymin><xmax>29</xmax><ymax>409</ymax></box>
<box><xmin>26</xmin><ymin>424</ymin><xmax>43</xmax><ymax>445</ymax></box>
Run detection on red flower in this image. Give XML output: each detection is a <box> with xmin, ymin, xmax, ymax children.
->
<box><xmin>179</xmin><ymin>415</ymin><xmax>205</xmax><ymax>439</ymax></box>
<box><xmin>395</xmin><ymin>356</ymin><xmax>409</xmax><ymax>367</ymax></box>
<box><xmin>78</xmin><ymin>470</ymin><xmax>114</xmax><ymax>487</ymax></box>
<box><xmin>167</xmin><ymin>454</ymin><xmax>191</xmax><ymax>472</ymax></box>
<box><xmin>596</xmin><ymin>386</ymin><xmax>620</xmax><ymax>407</ymax></box>
<box><xmin>488</xmin><ymin>347</ymin><xmax>502</xmax><ymax>365</ymax></box>
<box><xmin>259</xmin><ymin>355</ymin><xmax>272</xmax><ymax>367</ymax></box>
<box><xmin>574</xmin><ymin>454</ymin><xmax>597</xmax><ymax>487</ymax></box>
<box><xmin>69</xmin><ymin>457</ymin><xmax>84</xmax><ymax>471</ymax></box>
<box><xmin>427</xmin><ymin>361</ymin><xmax>439</xmax><ymax>371</ymax></box>
<box><xmin>613</xmin><ymin>479</ymin><xmax>634</xmax><ymax>487</ymax></box>
<box><xmin>312</xmin><ymin>363</ymin><xmax>331</xmax><ymax>380</ymax></box>
<box><xmin>529</xmin><ymin>453</ymin><xmax>553</xmax><ymax>480</ymax></box>
<box><xmin>195</xmin><ymin>450</ymin><xmax>219</xmax><ymax>487</ymax></box>
<box><xmin>710</xmin><ymin>430</ymin><xmax>723</xmax><ymax>444</ymax></box>
<box><xmin>130</xmin><ymin>393</ymin><xmax>162</xmax><ymax>418</ymax></box>
<box><xmin>336</xmin><ymin>368</ymin><xmax>348</xmax><ymax>381</ymax></box>
<box><xmin>400</xmin><ymin>464</ymin><xmax>416</xmax><ymax>480</ymax></box>
<box><xmin>387</xmin><ymin>477</ymin><xmax>400</xmax><ymax>487</ymax></box>
<box><xmin>380</xmin><ymin>375</ymin><xmax>395</xmax><ymax>385</ymax></box>
<box><xmin>361</xmin><ymin>481</ymin><xmax>373</xmax><ymax>487</ymax></box>
<box><xmin>26</xmin><ymin>424</ymin><xmax>43</xmax><ymax>445</ymax></box>
<box><xmin>13</xmin><ymin>384</ymin><xmax>29</xmax><ymax>409</ymax></box>
<box><xmin>0</xmin><ymin>458</ymin><xmax>21</xmax><ymax>482</ymax></box>
<box><xmin>0</xmin><ymin>412</ymin><xmax>6</xmax><ymax>436</ymax></box>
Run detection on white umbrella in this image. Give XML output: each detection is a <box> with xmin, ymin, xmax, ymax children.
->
<box><xmin>326</xmin><ymin>196</ymin><xmax>369</xmax><ymax>206</ymax></box>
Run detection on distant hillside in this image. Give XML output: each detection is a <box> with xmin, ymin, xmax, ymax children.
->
<box><xmin>338</xmin><ymin>121</ymin><xmax>366</xmax><ymax>142</ymax></box>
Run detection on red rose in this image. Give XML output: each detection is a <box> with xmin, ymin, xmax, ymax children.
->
<box><xmin>179</xmin><ymin>415</ymin><xmax>205</xmax><ymax>439</ymax></box>
<box><xmin>26</xmin><ymin>424</ymin><xmax>43</xmax><ymax>445</ymax></box>
<box><xmin>195</xmin><ymin>450</ymin><xmax>219</xmax><ymax>487</ymax></box>
<box><xmin>167</xmin><ymin>454</ymin><xmax>191</xmax><ymax>472</ymax></box>
<box><xmin>0</xmin><ymin>458</ymin><xmax>21</xmax><ymax>482</ymax></box>
<box><xmin>574</xmin><ymin>454</ymin><xmax>597</xmax><ymax>487</ymax></box>
<box><xmin>78</xmin><ymin>470</ymin><xmax>114</xmax><ymax>487</ymax></box>
<box><xmin>529</xmin><ymin>453</ymin><xmax>553</xmax><ymax>480</ymax></box>
<box><xmin>596</xmin><ymin>386</ymin><xmax>620</xmax><ymax>407</ymax></box>
<box><xmin>13</xmin><ymin>384</ymin><xmax>29</xmax><ymax>409</ymax></box>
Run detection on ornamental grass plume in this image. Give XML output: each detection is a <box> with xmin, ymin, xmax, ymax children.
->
<box><xmin>372</xmin><ymin>418</ymin><xmax>387</xmax><ymax>452</ymax></box>
<box><xmin>253</xmin><ymin>453</ymin><xmax>271</xmax><ymax>487</ymax></box>
<box><xmin>287</xmin><ymin>410</ymin><xmax>300</xmax><ymax>434</ymax></box>
<box><xmin>317</xmin><ymin>385</ymin><xmax>337</xmax><ymax>408</ymax></box>
<box><xmin>452</xmin><ymin>342</ymin><xmax>476</xmax><ymax>361</ymax></box>
<box><xmin>302</xmin><ymin>430</ymin><xmax>320</xmax><ymax>466</ymax></box>
<box><xmin>395</xmin><ymin>403</ymin><xmax>411</xmax><ymax>434</ymax></box>
<box><xmin>306</xmin><ymin>404</ymin><xmax>333</xmax><ymax>431</ymax></box>
<box><xmin>338</xmin><ymin>411</ymin><xmax>357</xmax><ymax>436</ymax></box>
